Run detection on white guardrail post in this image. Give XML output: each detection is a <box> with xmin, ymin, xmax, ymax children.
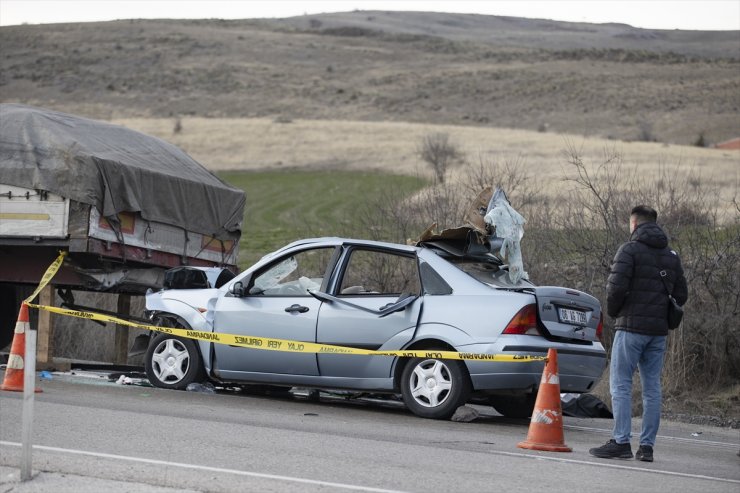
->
<box><xmin>21</xmin><ymin>325</ymin><xmax>37</xmax><ymax>481</ymax></box>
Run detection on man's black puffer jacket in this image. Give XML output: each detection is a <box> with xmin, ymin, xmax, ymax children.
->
<box><xmin>607</xmin><ymin>222</ymin><xmax>688</xmax><ymax>335</ymax></box>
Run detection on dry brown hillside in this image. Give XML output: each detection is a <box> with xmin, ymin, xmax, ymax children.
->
<box><xmin>1</xmin><ymin>11</ymin><xmax>738</xmax><ymax>145</ymax></box>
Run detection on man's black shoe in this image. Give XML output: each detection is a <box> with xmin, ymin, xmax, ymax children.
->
<box><xmin>636</xmin><ymin>445</ymin><xmax>654</xmax><ymax>462</ymax></box>
<box><xmin>589</xmin><ymin>439</ymin><xmax>633</xmax><ymax>459</ymax></box>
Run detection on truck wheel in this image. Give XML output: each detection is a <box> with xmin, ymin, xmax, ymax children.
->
<box><xmin>145</xmin><ymin>332</ymin><xmax>205</xmax><ymax>390</ymax></box>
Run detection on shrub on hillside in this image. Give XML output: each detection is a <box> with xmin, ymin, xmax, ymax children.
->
<box><xmin>418</xmin><ymin>132</ymin><xmax>464</xmax><ymax>184</ymax></box>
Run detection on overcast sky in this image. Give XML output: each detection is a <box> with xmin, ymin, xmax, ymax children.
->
<box><xmin>1</xmin><ymin>0</ymin><xmax>739</xmax><ymax>30</ymax></box>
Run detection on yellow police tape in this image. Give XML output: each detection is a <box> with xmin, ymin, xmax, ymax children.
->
<box><xmin>23</xmin><ymin>251</ymin><xmax>546</xmax><ymax>363</ymax></box>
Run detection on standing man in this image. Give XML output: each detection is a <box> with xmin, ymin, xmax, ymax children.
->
<box><xmin>589</xmin><ymin>205</ymin><xmax>688</xmax><ymax>462</ymax></box>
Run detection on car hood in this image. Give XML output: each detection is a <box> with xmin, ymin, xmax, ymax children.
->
<box><xmin>146</xmin><ymin>287</ymin><xmax>220</xmax><ymax>314</ymax></box>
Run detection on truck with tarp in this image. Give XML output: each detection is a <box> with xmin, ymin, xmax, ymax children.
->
<box><xmin>0</xmin><ymin>104</ymin><xmax>245</xmax><ymax>352</ymax></box>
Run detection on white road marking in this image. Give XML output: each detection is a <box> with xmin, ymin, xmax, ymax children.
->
<box><xmin>490</xmin><ymin>449</ymin><xmax>740</xmax><ymax>484</ymax></box>
<box><xmin>563</xmin><ymin>424</ymin><xmax>739</xmax><ymax>450</ymax></box>
<box><xmin>0</xmin><ymin>441</ymin><xmax>407</xmax><ymax>493</ymax></box>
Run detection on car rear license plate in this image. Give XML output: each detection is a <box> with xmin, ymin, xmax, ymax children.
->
<box><xmin>558</xmin><ymin>307</ymin><xmax>587</xmax><ymax>325</ymax></box>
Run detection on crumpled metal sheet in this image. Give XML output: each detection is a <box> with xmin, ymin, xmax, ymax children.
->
<box><xmin>415</xmin><ymin>186</ymin><xmax>529</xmax><ymax>284</ymax></box>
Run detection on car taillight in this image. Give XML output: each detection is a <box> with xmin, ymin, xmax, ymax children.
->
<box><xmin>596</xmin><ymin>311</ymin><xmax>604</xmax><ymax>342</ymax></box>
<box><xmin>503</xmin><ymin>304</ymin><xmax>540</xmax><ymax>335</ymax></box>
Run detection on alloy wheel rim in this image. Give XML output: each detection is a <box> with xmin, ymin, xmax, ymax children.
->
<box><xmin>151</xmin><ymin>339</ymin><xmax>190</xmax><ymax>383</ymax></box>
<box><xmin>408</xmin><ymin>359</ymin><xmax>452</xmax><ymax>408</ymax></box>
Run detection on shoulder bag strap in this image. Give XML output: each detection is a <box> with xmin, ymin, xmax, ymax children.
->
<box><xmin>651</xmin><ymin>248</ymin><xmax>672</xmax><ymax>296</ymax></box>
<box><xmin>658</xmin><ymin>269</ymin><xmax>672</xmax><ymax>296</ymax></box>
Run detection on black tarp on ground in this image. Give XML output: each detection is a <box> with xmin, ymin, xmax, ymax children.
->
<box><xmin>0</xmin><ymin>104</ymin><xmax>245</xmax><ymax>241</ymax></box>
<box><xmin>561</xmin><ymin>393</ymin><xmax>614</xmax><ymax>418</ymax></box>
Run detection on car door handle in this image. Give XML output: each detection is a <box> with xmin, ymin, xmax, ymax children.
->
<box><xmin>285</xmin><ymin>304</ymin><xmax>309</xmax><ymax>313</ymax></box>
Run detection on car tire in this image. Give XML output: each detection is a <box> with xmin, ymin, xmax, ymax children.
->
<box><xmin>145</xmin><ymin>332</ymin><xmax>205</xmax><ymax>390</ymax></box>
<box><xmin>400</xmin><ymin>356</ymin><xmax>471</xmax><ymax>419</ymax></box>
<box><xmin>489</xmin><ymin>393</ymin><xmax>537</xmax><ymax>418</ymax></box>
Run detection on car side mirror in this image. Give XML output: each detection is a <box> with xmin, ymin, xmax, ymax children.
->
<box><xmin>230</xmin><ymin>281</ymin><xmax>246</xmax><ymax>298</ymax></box>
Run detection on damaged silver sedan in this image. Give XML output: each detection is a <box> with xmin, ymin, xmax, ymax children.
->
<box><xmin>143</xmin><ymin>232</ymin><xmax>606</xmax><ymax>420</ymax></box>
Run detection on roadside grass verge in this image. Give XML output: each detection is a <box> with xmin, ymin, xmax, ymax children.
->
<box><xmin>217</xmin><ymin>170</ymin><xmax>428</xmax><ymax>268</ymax></box>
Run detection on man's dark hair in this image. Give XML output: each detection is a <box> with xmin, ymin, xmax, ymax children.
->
<box><xmin>631</xmin><ymin>205</ymin><xmax>658</xmax><ymax>224</ymax></box>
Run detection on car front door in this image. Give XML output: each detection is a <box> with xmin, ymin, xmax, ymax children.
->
<box><xmin>316</xmin><ymin>248</ymin><xmax>422</xmax><ymax>379</ymax></box>
<box><xmin>212</xmin><ymin>247</ymin><xmax>337</xmax><ymax>379</ymax></box>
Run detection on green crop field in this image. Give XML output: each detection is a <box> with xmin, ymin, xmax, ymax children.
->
<box><xmin>218</xmin><ymin>170</ymin><xmax>428</xmax><ymax>268</ymax></box>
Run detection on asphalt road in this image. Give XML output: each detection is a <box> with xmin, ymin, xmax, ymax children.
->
<box><xmin>1</xmin><ymin>371</ymin><xmax>738</xmax><ymax>493</ymax></box>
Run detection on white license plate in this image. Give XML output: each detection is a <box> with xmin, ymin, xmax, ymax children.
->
<box><xmin>558</xmin><ymin>308</ymin><xmax>587</xmax><ymax>325</ymax></box>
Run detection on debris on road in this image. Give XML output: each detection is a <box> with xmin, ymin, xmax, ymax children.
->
<box><xmin>451</xmin><ymin>406</ymin><xmax>480</xmax><ymax>422</ymax></box>
<box><xmin>186</xmin><ymin>382</ymin><xmax>216</xmax><ymax>394</ymax></box>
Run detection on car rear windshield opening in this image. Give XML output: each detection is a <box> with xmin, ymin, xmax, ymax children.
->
<box><xmin>450</xmin><ymin>260</ymin><xmax>532</xmax><ymax>288</ymax></box>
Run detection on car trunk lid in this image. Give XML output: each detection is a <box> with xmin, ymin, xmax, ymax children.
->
<box><xmin>532</xmin><ymin>286</ymin><xmax>602</xmax><ymax>342</ymax></box>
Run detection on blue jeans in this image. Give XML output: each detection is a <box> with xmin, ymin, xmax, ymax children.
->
<box><xmin>609</xmin><ymin>330</ymin><xmax>667</xmax><ymax>447</ymax></box>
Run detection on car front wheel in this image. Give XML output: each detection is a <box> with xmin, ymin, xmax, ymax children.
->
<box><xmin>400</xmin><ymin>357</ymin><xmax>471</xmax><ymax>419</ymax></box>
<box><xmin>145</xmin><ymin>333</ymin><xmax>204</xmax><ymax>390</ymax></box>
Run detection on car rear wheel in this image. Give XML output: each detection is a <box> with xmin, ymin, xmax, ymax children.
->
<box><xmin>145</xmin><ymin>333</ymin><xmax>205</xmax><ymax>390</ymax></box>
<box><xmin>489</xmin><ymin>393</ymin><xmax>537</xmax><ymax>418</ymax></box>
<box><xmin>400</xmin><ymin>357</ymin><xmax>471</xmax><ymax>419</ymax></box>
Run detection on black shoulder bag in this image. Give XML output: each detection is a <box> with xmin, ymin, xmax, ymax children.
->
<box><xmin>659</xmin><ymin>269</ymin><xmax>683</xmax><ymax>330</ymax></box>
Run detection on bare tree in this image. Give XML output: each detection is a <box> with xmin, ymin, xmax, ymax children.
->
<box><xmin>418</xmin><ymin>132</ymin><xmax>462</xmax><ymax>184</ymax></box>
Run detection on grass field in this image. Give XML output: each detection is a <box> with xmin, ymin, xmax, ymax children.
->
<box><xmin>219</xmin><ymin>170</ymin><xmax>427</xmax><ymax>268</ymax></box>
<box><xmin>119</xmin><ymin>117</ymin><xmax>739</xmax><ymax>220</ymax></box>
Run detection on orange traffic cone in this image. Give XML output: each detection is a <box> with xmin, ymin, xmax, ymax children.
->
<box><xmin>517</xmin><ymin>348</ymin><xmax>570</xmax><ymax>452</ymax></box>
<box><xmin>0</xmin><ymin>303</ymin><xmax>42</xmax><ymax>393</ymax></box>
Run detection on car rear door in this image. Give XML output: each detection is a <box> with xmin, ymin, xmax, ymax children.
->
<box><xmin>315</xmin><ymin>247</ymin><xmax>422</xmax><ymax>379</ymax></box>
